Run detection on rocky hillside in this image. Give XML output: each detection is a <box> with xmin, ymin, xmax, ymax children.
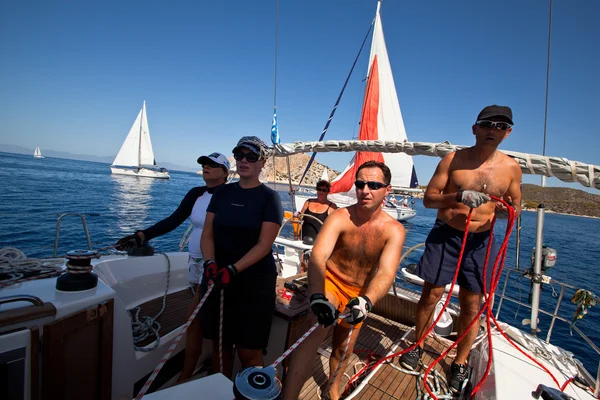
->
<box><xmin>228</xmin><ymin>154</ymin><xmax>340</xmax><ymax>187</ymax></box>
<box><xmin>521</xmin><ymin>184</ymin><xmax>600</xmax><ymax>218</ymax></box>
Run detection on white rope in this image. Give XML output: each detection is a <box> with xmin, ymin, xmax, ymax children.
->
<box><xmin>272</xmin><ymin>140</ymin><xmax>600</xmax><ymax>190</ymax></box>
<box><xmin>129</xmin><ymin>253</ymin><xmax>171</xmax><ymax>352</ymax></box>
<box><xmin>0</xmin><ymin>247</ymin><xmax>64</xmax><ymax>287</ymax></box>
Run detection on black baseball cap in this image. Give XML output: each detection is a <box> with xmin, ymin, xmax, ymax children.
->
<box><xmin>476</xmin><ymin>105</ymin><xmax>513</xmax><ymax>125</ymax></box>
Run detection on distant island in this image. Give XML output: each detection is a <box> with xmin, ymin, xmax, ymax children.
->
<box><xmin>414</xmin><ymin>183</ymin><xmax>600</xmax><ymax>218</ymax></box>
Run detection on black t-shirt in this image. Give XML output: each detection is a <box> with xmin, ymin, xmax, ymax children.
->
<box><xmin>207</xmin><ymin>182</ymin><xmax>283</xmax><ymax>280</ymax></box>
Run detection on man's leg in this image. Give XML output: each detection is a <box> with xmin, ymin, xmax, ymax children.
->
<box><xmin>237</xmin><ymin>347</ymin><xmax>264</xmax><ymax>369</ymax></box>
<box><xmin>400</xmin><ymin>282</ymin><xmax>445</xmax><ymax>369</ymax></box>
<box><xmin>326</xmin><ymin>324</ymin><xmax>361</xmax><ymax>400</ymax></box>
<box><xmin>446</xmin><ymin>287</ymin><xmax>483</xmax><ymax>393</ymax></box>
<box><xmin>211</xmin><ymin>340</ymin><xmax>235</xmax><ymax>378</ymax></box>
<box><xmin>281</xmin><ymin>315</ymin><xmax>331</xmax><ymax>400</ymax></box>
<box><xmin>455</xmin><ymin>288</ymin><xmax>483</xmax><ymax>365</ymax></box>
<box><xmin>178</xmin><ymin>289</ymin><xmax>203</xmax><ymax>383</ymax></box>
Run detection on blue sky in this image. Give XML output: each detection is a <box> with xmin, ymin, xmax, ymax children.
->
<box><xmin>1</xmin><ymin>0</ymin><xmax>598</xmax><ymax>191</ymax></box>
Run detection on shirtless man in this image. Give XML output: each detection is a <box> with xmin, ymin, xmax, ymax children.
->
<box><xmin>282</xmin><ymin>161</ymin><xmax>406</xmax><ymax>400</ymax></box>
<box><xmin>400</xmin><ymin>105</ymin><xmax>522</xmax><ymax>392</ymax></box>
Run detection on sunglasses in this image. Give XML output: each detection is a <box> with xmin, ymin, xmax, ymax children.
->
<box><xmin>316</xmin><ymin>187</ymin><xmax>329</xmax><ymax>193</ymax></box>
<box><xmin>354</xmin><ymin>180</ymin><xmax>389</xmax><ymax>190</ymax></box>
<box><xmin>476</xmin><ymin>120</ymin><xmax>512</xmax><ymax>131</ymax></box>
<box><xmin>233</xmin><ymin>152</ymin><xmax>260</xmax><ymax>163</ymax></box>
<box><xmin>202</xmin><ymin>161</ymin><xmax>223</xmax><ymax>169</ymax></box>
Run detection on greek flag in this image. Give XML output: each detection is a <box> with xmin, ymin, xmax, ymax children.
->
<box><xmin>271</xmin><ymin>107</ymin><xmax>280</xmax><ymax>145</ymax></box>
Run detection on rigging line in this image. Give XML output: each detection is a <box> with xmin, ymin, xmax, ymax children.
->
<box><xmin>273</xmin><ymin>0</ymin><xmax>279</xmax><ymax>107</ymax></box>
<box><xmin>295</xmin><ymin>21</ymin><xmax>374</xmax><ymax>189</ymax></box>
<box><xmin>541</xmin><ymin>0</ymin><xmax>553</xmax><ymax>187</ymax></box>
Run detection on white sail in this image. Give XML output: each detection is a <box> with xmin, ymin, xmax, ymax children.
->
<box><xmin>369</xmin><ymin>3</ymin><xmax>415</xmax><ymax>188</ymax></box>
<box><xmin>34</xmin><ymin>146</ymin><xmax>44</xmax><ymax>158</ymax></box>
<box><xmin>330</xmin><ymin>2</ymin><xmax>417</xmax><ymax>197</ymax></box>
<box><xmin>321</xmin><ymin>167</ymin><xmax>329</xmax><ymax>181</ymax></box>
<box><xmin>139</xmin><ymin>104</ymin><xmax>155</xmax><ymax>166</ymax></box>
<box><xmin>112</xmin><ymin>104</ymin><xmax>144</xmax><ymax>168</ymax></box>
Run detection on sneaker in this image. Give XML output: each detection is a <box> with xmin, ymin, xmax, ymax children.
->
<box><xmin>399</xmin><ymin>346</ymin><xmax>423</xmax><ymax>370</ymax></box>
<box><xmin>447</xmin><ymin>362</ymin><xmax>469</xmax><ymax>393</ymax></box>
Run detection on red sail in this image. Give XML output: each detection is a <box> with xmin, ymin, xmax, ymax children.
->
<box><xmin>330</xmin><ymin>56</ymin><xmax>384</xmax><ymax>193</ymax></box>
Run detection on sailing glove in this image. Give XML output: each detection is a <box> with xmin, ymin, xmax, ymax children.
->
<box><xmin>310</xmin><ymin>293</ymin><xmax>339</xmax><ymax>327</ymax></box>
<box><xmin>115</xmin><ymin>232</ymin><xmax>143</xmax><ymax>250</ymax></box>
<box><xmin>203</xmin><ymin>260</ymin><xmax>218</xmax><ymax>283</ymax></box>
<box><xmin>457</xmin><ymin>190</ymin><xmax>491</xmax><ymax>208</ymax></box>
<box><xmin>215</xmin><ymin>264</ymin><xmax>238</xmax><ymax>288</ymax></box>
<box><xmin>344</xmin><ymin>295</ymin><xmax>372</xmax><ymax>325</ymax></box>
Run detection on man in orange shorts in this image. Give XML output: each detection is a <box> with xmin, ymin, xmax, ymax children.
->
<box><xmin>282</xmin><ymin>161</ymin><xmax>406</xmax><ymax>400</ymax></box>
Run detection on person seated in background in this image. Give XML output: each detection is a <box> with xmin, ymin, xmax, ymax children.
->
<box><xmin>296</xmin><ymin>180</ymin><xmax>338</xmax><ymax>244</ymax></box>
<box><xmin>114</xmin><ymin>152</ymin><xmax>230</xmax><ymax>383</ymax></box>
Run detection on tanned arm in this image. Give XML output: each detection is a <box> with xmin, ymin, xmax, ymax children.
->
<box><xmin>307</xmin><ymin>209</ymin><xmax>345</xmax><ymax>296</ymax></box>
<box><xmin>362</xmin><ymin>222</ymin><xmax>406</xmax><ymax>304</ymax></box>
<box><xmin>200</xmin><ymin>212</ymin><xmax>216</xmax><ymax>261</ymax></box>
<box><xmin>423</xmin><ymin>153</ymin><xmax>461</xmax><ymax>209</ymax></box>
<box><xmin>232</xmin><ymin>221</ymin><xmax>280</xmax><ymax>272</ymax></box>
<box><xmin>505</xmin><ymin>161</ymin><xmax>523</xmax><ymax>216</ymax></box>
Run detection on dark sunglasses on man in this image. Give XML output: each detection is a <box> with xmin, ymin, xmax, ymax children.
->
<box><xmin>233</xmin><ymin>152</ymin><xmax>260</xmax><ymax>163</ymax></box>
<box><xmin>475</xmin><ymin>120</ymin><xmax>512</xmax><ymax>131</ymax></box>
<box><xmin>316</xmin><ymin>187</ymin><xmax>329</xmax><ymax>193</ymax></box>
<box><xmin>354</xmin><ymin>180</ymin><xmax>389</xmax><ymax>190</ymax></box>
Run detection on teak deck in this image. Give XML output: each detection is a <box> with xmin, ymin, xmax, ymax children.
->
<box><xmin>298</xmin><ymin>313</ymin><xmax>453</xmax><ymax>400</ymax></box>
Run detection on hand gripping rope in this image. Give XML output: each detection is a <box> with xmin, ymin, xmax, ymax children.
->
<box><xmin>134</xmin><ymin>282</ymin><xmax>215</xmax><ymax>400</ymax></box>
<box><xmin>343</xmin><ymin>196</ymin><xmax>589</xmax><ymax>399</ymax></box>
<box><xmin>233</xmin><ymin>314</ymin><xmax>350</xmax><ymax>400</ymax></box>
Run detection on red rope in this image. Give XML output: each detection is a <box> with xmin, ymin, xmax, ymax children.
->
<box><xmin>345</xmin><ymin>197</ymin><xmax>588</xmax><ymax>398</ymax></box>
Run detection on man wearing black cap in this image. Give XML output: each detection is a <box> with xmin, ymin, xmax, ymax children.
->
<box><xmin>400</xmin><ymin>105</ymin><xmax>522</xmax><ymax>392</ymax></box>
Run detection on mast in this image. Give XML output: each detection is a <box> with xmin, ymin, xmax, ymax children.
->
<box><xmin>138</xmin><ymin>101</ymin><xmax>144</xmax><ymax>168</ymax></box>
<box><xmin>530</xmin><ymin>0</ymin><xmax>553</xmax><ymax>336</ymax></box>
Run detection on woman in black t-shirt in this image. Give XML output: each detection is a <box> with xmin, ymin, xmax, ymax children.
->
<box><xmin>199</xmin><ymin>136</ymin><xmax>283</xmax><ymax>378</ymax></box>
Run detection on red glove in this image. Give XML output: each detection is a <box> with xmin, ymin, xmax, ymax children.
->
<box><xmin>215</xmin><ymin>264</ymin><xmax>238</xmax><ymax>288</ymax></box>
<box><xmin>203</xmin><ymin>260</ymin><xmax>218</xmax><ymax>283</ymax></box>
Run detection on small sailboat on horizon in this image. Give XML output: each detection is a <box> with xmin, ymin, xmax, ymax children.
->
<box><xmin>110</xmin><ymin>101</ymin><xmax>170</xmax><ymax>179</ymax></box>
<box><xmin>33</xmin><ymin>146</ymin><xmax>44</xmax><ymax>159</ymax></box>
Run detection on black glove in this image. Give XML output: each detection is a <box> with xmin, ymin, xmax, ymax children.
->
<box><xmin>115</xmin><ymin>232</ymin><xmax>143</xmax><ymax>250</ymax></box>
<box><xmin>215</xmin><ymin>264</ymin><xmax>238</xmax><ymax>288</ymax></box>
<box><xmin>310</xmin><ymin>293</ymin><xmax>339</xmax><ymax>327</ymax></box>
<box><xmin>343</xmin><ymin>295</ymin><xmax>372</xmax><ymax>325</ymax></box>
<box><xmin>457</xmin><ymin>190</ymin><xmax>491</xmax><ymax>208</ymax></box>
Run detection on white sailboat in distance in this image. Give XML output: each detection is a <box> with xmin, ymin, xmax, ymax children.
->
<box><xmin>33</xmin><ymin>146</ymin><xmax>44</xmax><ymax>158</ymax></box>
<box><xmin>110</xmin><ymin>101</ymin><xmax>170</xmax><ymax>179</ymax></box>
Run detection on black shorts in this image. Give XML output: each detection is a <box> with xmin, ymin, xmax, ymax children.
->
<box><xmin>199</xmin><ymin>273</ymin><xmax>276</xmax><ymax>350</ymax></box>
<box><xmin>415</xmin><ymin>219</ymin><xmax>500</xmax><ymax>294</ymax></box>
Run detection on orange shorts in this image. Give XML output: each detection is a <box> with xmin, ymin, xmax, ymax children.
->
<box><xmin>324</xmin><ymin>269</ymin><xmax>363</xmax><ymax>328</ymax></box>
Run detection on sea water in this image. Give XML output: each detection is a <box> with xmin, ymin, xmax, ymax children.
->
<box><xmin>1</xmin><ymin>151</ymin><xmax>598</xmax><ymax>377</ymax></box>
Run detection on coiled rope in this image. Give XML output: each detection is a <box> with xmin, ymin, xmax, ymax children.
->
<box><xmin>0</xmin><ymin>247</ymin><xmax>64</xmax><ymax>288</ymax></box>
<box><xmin>129</xmin><ymin>253</ymin><xmax>171</xmax><ymax>352</ymax></box>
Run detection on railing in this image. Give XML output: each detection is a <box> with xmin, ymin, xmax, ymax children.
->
<box><xmin>53</xmin><ymin>213</ymin><xmax>93</xmax><ymax>257</ymax></box>
<box><xmin>494</xmin><ymin>267</ymin><xmax>599</xmax><ymax>353</ymax></box>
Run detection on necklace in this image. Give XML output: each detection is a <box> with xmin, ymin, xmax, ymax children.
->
<box><xmin>479</xmin><ymin>151</ymin><xmax>497</xmax><ymax>192</ymax></box>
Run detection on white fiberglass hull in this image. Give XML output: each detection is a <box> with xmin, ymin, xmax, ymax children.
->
<box><xmin>33</xmin><ymin>155</ymin><xmax>44</xmax><ymax>158</ymax></box>
<box><xmin>110</xmin><ymin>166</ymin><xmax>170</xmax><ymax>179</ymax></box>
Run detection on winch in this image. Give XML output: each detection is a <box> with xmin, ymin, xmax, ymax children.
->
<box><xmin>55</xmin><ymin>249</ymin><xmax>100</xmax><ymax>292</ymax></box>
<box><xmin>233</xmin><ymin>365</ymin><xmax>282</xmax><ymax>400</ymax></box>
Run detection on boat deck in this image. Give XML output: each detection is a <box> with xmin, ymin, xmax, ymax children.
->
<box><xmin>298</xmin><ymin>313</ymin><xmax>453</xmax><ymax>400</ymax></box>
<box><xmin>128</xmin><ymin>288</ymin><xmax>194</xmax><ymax>347</ymax></box>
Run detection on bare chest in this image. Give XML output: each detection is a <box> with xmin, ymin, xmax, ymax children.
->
<box><xmin>334</xmin><ymin>225</ymin><xmax>386</xmax><ymax>266</ymax></box>
<box><xmin>449</xmin><ymin>167</ymin><xmax>511</xmax><ymax>197</ymax></box>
